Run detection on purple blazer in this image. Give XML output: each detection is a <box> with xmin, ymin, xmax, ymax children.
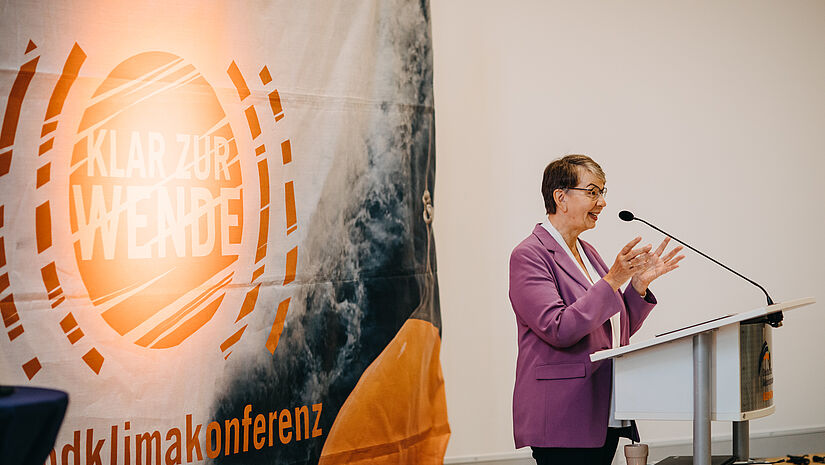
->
<box><xmin>509</xmin><ymin>224</ymin><xmax>657</xmax><ymax>448</ymax></box>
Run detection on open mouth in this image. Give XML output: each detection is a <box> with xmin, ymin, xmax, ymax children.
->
<box><xmin>588</xmin><ymin>212</ymin><xmax>599</xmax><ymax>221</ymax></box>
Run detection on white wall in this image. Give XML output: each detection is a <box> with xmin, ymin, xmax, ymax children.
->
<box><xmin>431</xmin><ymin>0</ymin><xmax>825</xmax><ymax>460</ymax></box>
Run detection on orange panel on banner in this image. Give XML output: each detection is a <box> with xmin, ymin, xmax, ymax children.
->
<box><xmin>319</xmin><ymin>319</ymin><xmax>450</xmax><ymax>465</ymax></box>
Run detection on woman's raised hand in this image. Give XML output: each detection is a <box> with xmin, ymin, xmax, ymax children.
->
<box><xmin>604</xmin><ymin>237</ymin><xmax>652</xmax><ymax>291</ymax></box>
<box><xmin>629</xmin><ymin>237</ymin><xmax>685</xmax><ymax>295</ymax></box>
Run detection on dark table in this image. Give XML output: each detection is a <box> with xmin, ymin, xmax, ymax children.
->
<box><xmin>0</xmin><ymin>386</ymin><xmax>68</xmax><ymax>465</ymax></box>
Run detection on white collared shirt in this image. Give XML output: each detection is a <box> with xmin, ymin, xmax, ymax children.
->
<box><xmin>541</xmin><ymin>221</ymin><xmax>629</xmax><ymax>428</ymax></box>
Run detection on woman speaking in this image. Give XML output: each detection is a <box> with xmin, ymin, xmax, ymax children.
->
<box><xmin>509</xmin><ymin>155</ymin><xmax>684</xmax><ymax>464</ymax></box>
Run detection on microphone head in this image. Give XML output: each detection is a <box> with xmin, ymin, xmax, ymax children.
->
<box><xmin>618</xmin><ymin>210</ymin><xmax>635</xmax><ymax>222</ymax></box>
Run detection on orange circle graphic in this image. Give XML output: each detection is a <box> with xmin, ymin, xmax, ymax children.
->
<box><xmin>68</xmin><ymin>52</ymin><xmax>243</xmax><ymax>348</ymax></box>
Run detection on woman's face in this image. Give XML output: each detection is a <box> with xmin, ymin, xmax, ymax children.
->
<box><xmin>560</xmin><ymin>169</ymin><xmax>607</xmax><ymax>233</ymax></box>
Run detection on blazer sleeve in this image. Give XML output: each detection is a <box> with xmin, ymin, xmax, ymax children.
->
<box><xmin>622</xmin><ymin>285</ymin><xmax>657</xmax><ymax>337</ymax></box>
<box><xmin>509</xmin><ymin>245</ymin><xmax>626</xmax><ymax>349</ymax></box>
<box><xmin>582</xmin><ymin>239</ymin><xmax>658</xmax><ymax>338</ymax></box>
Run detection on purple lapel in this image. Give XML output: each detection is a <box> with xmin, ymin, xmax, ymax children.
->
<box><xmin>581</xmin><ymin>241</ymin><xmax>607</xmax><ymax>278</ymax></box>
<box><xmin>531</xmin><ymin>224</ymin><xmax>592</xmax><ymax>290</ymax></box>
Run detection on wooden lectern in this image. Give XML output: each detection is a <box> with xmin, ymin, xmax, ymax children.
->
<box><xmin>591</xmin><ymin>298</ymin><xmax>816</xmax><ymax>465</ymax></box>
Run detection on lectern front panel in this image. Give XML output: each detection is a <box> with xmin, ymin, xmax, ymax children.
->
<box><xmin>613</xmin><ymin>322</ymin><xmax>775</xmax><ymax>421</ymax></box>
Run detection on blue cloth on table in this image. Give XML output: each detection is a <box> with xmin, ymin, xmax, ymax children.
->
<box><xmin>0</xmin><ymin>386</ymin><xmax>68</xmax><ymax>465</ymax></box>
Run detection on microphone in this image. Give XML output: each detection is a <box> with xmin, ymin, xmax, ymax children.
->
<box><xmin>618</xmin><ymin>210</ymin><xmax>782</xmax><ymax>326</ymax></box>
<box><xmin>618</xmin><ymin>210</ymin><xmax>635</xmax><ymax>222</ymax></box>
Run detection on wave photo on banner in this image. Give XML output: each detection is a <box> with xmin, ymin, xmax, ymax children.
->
<box><xmin>0</xmin><ymin>1</ymin><xmax>449</xmax><ymax>464</ymax></box>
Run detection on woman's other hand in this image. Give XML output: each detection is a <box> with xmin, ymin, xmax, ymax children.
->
<box><xmin>604</xmin><ymin>237</ymin><xmax>652</xmax><ymax>291</ymax></box>
<box><xmin>630</xmin><ymin>237</ymin><xmax>685</xmax><ymax>295</ymax></box>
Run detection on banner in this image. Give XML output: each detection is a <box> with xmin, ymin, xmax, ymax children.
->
<box><xmin>0</xmin><ymin>1</ymin><xmax>449</xmax><ymax>464</ymax></box>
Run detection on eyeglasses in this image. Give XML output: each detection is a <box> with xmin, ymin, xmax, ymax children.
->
<box><xmin>567</xmin><ymin>186</ymin><xmax>607</xmax><ymax>200</ymax></box>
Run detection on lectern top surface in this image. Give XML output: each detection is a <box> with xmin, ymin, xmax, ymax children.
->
<box><xmin>590</xmin><ymin>297</ymin><xmax>815</xmax><ymax>362</ymax></box>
